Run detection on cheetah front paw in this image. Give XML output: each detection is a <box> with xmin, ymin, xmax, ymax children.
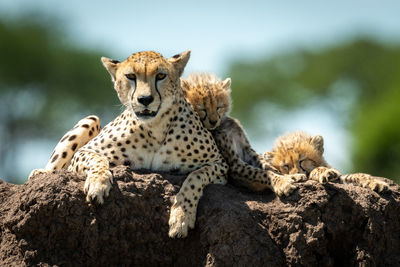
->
<box><xmin>84</xmin><ymin>170</ymin><xmax>113</xmax><ymax>204</ymax></box>
<box><xmin>168</xmin><ymin>201</ymin><xmax>196</xmax><ymax>238</ymax></box>
<box><xmin>272</xmin><ymin>177</ymin><xmax>297</xmax><ymax>197</ymax></box>
<box><xmin>309</xmin><ymin>167</ymin><xmax>340</xmax><ymax>183</ymax></box>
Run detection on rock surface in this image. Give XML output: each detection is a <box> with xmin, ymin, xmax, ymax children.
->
<box><xmin>0</xmin><ymin>166</ymin><xmax>399</xmax><ymax>266</ymax></box>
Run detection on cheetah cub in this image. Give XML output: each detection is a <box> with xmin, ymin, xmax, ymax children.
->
<box><xmin>182</xmin><ymin>73</ymin><xmax>305</xmax><ymax>196</ymax></box>
<box><xmin>264</xmin><ymin>131</ymin><xmax>389</xmax><ymax>192</ymax></box>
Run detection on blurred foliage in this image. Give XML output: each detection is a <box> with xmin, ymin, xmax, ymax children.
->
<box><xmin>1</xmin><ymin>16</ymin><xmax>399</xmax><ymax>184</ymax></box>
<box><xmin>0</xmin><ymin>17</ymin><xmax>120</xmax><ymax>182</ymax></box>
<box><xmin>229</xmin><ymin>39</ymin><xmax>400</xmax><ymax>183</ymax></box>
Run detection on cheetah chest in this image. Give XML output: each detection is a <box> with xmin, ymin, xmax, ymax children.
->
<box><xmin>84</xmin><ymin>110</ymin><xmax>221</xmax><ymax>174</ymax></box>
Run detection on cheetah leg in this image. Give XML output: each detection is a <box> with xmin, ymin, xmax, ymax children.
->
<box><xmin>68</xmin><ymin>148</ymin><xmax>112</xmax><ymax>204</ymax></box>
<box><xmin>28</xmin><ymin>115</ymin><xmax>100</xmax><ymax>179</ymax></box>
<box><xmin>309</xmin><ymin>166</ymin><xmax>341</xmax><ymax>183</ymax></box>
<box><xmin>243</xmin><ymin>146</ymin><xmax>264</xmax><ymax>168</ymax></box>
<box><xmin>340</xmin><ymin>173</ymin><xmax>389</xmax><ymax>192</ymax></box>
<box><xmin>168</xmin><ymin>161</ymin><xmax>228</xmax><ymax>238</ymax></box>
<box><xmin>230</xmin><ymin>158</ymin><xmax>304</xmax><ymax>196</ymax></box>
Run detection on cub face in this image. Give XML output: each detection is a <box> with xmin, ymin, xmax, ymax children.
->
<box><xmin>266</xmin><ymin>132</ymin><xmax>328</xmax><ymax>175</ymax></box>
<box><xmin>101</xmin><ymin>50</ymin><xmax>190</xmax><ymax>121</ymax></box>
<box><xmin>182</xmin><ymin>73</ymin><xmax>231</xmax><ymax>130</ymax></box>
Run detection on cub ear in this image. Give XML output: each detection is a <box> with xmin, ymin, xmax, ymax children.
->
<box><xmin>221</xmin><ymin>78</ymin><xmax>231</xmax><ymax>91</ymax></box>
<box><xmin>263</xmin><ymin>151</ymin><xmax>275</xmax><ymax>160</ymax></box>
<box><xmin>180</xmin><ymin>78</ymin><xmax>189</xmax><ymax>89</ymax></box>
<box><xmin>168</xmin><ymin>50</ymin><xmax>191</xmax><ymax>77</ymax></box>
<box><xmin>180</xmin><ymin>79</ymin><xmax>189</xmax><ymax>97</ymax></box>
<box><xmin>101</xmin><ymin>57</ymin><xmax>120</xmax><ymax>81</ymax></box>
<box><xmin>310</xmin><ymin>135</ymin><xmax>324</xmax><ymax>154</ymax></box>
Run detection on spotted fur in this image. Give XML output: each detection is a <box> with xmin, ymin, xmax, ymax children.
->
<box><xmin>182</xmin><ymin>73</ymin><xmax>305</xmax><ymax>196</ymax></box>
<box><xmin>29</xmin><ymin>115</ymin><xmax>100</xmax><ymax>178</ymax></box>
<box><xmin>39</xmin><ymin>51</ymin><xmax>228</xmax><ymax>238</ymax></box>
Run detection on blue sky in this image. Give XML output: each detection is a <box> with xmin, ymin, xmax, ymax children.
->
<box><xmin>1</xmin><ymin>0</ymin><xmax>399</xmax><ymax>74</ymax></box>
<box><xmin>1</xmin><ymin>0</ymin><xmax>399</xmax><ymax>179</ymax></box>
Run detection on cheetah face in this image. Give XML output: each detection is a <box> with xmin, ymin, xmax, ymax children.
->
<box><xmin>182</xmin><ymin>74</ymin><xmax>231</xmax><ymax>130</ymax></box>
<box><xmin>198</xmin><ymin>94</ymin><xmax>230</xmax><ymax>130</ymax></box>
<box><xmin>269</xmin><ymin>132</ymin><xmax>327</xmax><ymax>175</ymax></box>
<box><xmin>101</xmin><ymin>50</ymin><xmax>190</xmax><ymax>121</ymax></box>
<box><xmin>277</xmin><ymin>156</ymin><xmax>318</xmax><ymax>175</ymax></box>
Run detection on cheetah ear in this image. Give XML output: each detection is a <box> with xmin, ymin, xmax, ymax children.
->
<box><xmin>101</xmin><ymin>57</ymin><xmax>120</xmax><ymax>82</ymax></box>
<box><xmin>221</xmin><ymin>78</ymin><xmax>231</xmax><ymax>91</ymax></box>
<box><xmin>168</xmin><ymin>50</ymin><xmax>191</xmax><ymax>77</ymax></box>
<box><xmin>310</xmin><ymin>135</ymin><xmax>324</xmax><ymax>154</ymax></box>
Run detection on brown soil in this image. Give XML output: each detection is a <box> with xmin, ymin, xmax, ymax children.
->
<box><xmin>1</xmin><ymin>166</ymin><xmax>399</xmax><ymax>266</ymax></box>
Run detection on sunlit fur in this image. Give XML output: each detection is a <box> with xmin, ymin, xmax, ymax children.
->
<box><xmin>181</xmin><ymin>73</ymin><xmax>231</xmax><ymax>130</ymax></box>
<box><xmin>102</xmin><ymin>51</ymin><xmax>184</xmax><ymax>122</ymax></box>
<box><xmin>266</xmin><ymin>131</ymin><xmax>328</xmax><ymax>175</ymax></box>
<box><xmin>183</xmin><ymin>73</ymin><xmax>304</xmax><ymax>196</ymax></box>
<box><xmin>265</xmin><ymin>131</ymin><xmax>389</xmax><ymax>192</ymax></box>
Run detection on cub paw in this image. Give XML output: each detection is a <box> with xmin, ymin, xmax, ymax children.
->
<box><xmin>288</xmin><ymin>173</ymin><xmax>307</xmax><ymax>182</ymax></box>
<box><xmin>168</xmin><ymin>200</ymin><xmax>195</xmax><ymax>238</ymax></box>
<box><xmin>273</xmin><ymin>177</ymin><xmax>297</xmax><ymax>197</ymax></box>
<box><xmin>368</xmin><ymin>179</ymin><xmax>389</xmax><ymax>192</ymax></box>
<box><xmin>84</xmin><ymin>170</ymin><xmax>113</xmax><ymax>204</ymax></box>
<box><xmin>310</xmin><ymin>167</ymin><xmax>340</xmax><ymax>183</ymax></box>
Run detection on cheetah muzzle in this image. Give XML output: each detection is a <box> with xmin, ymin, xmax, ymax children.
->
<box><xmin>135</xmin><ymin>108</ymin><xmax>158</xmax><ymax>119</ymax></box>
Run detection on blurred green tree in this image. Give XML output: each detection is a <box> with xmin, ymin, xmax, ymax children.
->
<box><xmin>0</xmin><ymin>17</ymin><xmax>120</xmax><ymax>182</ymax></box>
<box><xmin>1</xmin><ymin>15</ymin><xmax>399</xmax><ymax>185</ymax></box>
<box><xmin>229</xmin><ymin>39</ymin><xmax>400</xmax><ymax>183</ymax></box>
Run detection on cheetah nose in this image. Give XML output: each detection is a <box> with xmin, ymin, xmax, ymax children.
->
<box><xmin>209</xmin><ymin>120</ymin><xmax>218</xmax><ymax>126</ymax></box>
<box><xmin>137</xmin><ymin>95</ymin><xmax>154</xmax><ymax>106</ymax></box>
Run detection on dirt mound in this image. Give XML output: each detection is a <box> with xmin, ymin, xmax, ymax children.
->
<box><xmin>1</xmin><ymin>166</ymin><xmax>399</xmax><ymax>266</ymax></box>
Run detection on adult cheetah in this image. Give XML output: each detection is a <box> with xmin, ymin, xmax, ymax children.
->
<box><xmin>35</xmin><ymin>51</ymin><xmax>228</xmax><ymax>238</ymax></box>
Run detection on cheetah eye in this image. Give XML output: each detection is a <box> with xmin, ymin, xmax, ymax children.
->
<box><xmin>125</xmin><ymin>73</ymin><xmax>136</xmax><ymax>81</ymax></box>
<box><xmin>156</xmin><ymin>73</ymin><xmax>167</xmax><ymax>81</ymax></box>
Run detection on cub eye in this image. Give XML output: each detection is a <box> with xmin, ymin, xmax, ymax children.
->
<box><xmin>198</xmin><ymin>110</ymin><xmax>206</xmax><ymax>119</ymax></box>
<box><xmin>299</xmin><ymin>160</ymin><xmax>307</xmax><ymax>172</ymax></box>
<box><xmin>156</xmin><ymin>73</ymin><xmax>167</xmax><ymax>81</ymax></box>
<box><xmin>282</xmin><ymin>165</ymin><xmax>289</xmax><ymax>173</ymax></box>
<box><xmin>125</xmin><ymin>73</ymin><xmax>136</xmax><ymax>81</ymax></box>
<box><xmin>301</xmin><ymin>159</ymin><xmax>316</xmax><ymax>172</ymax></box>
